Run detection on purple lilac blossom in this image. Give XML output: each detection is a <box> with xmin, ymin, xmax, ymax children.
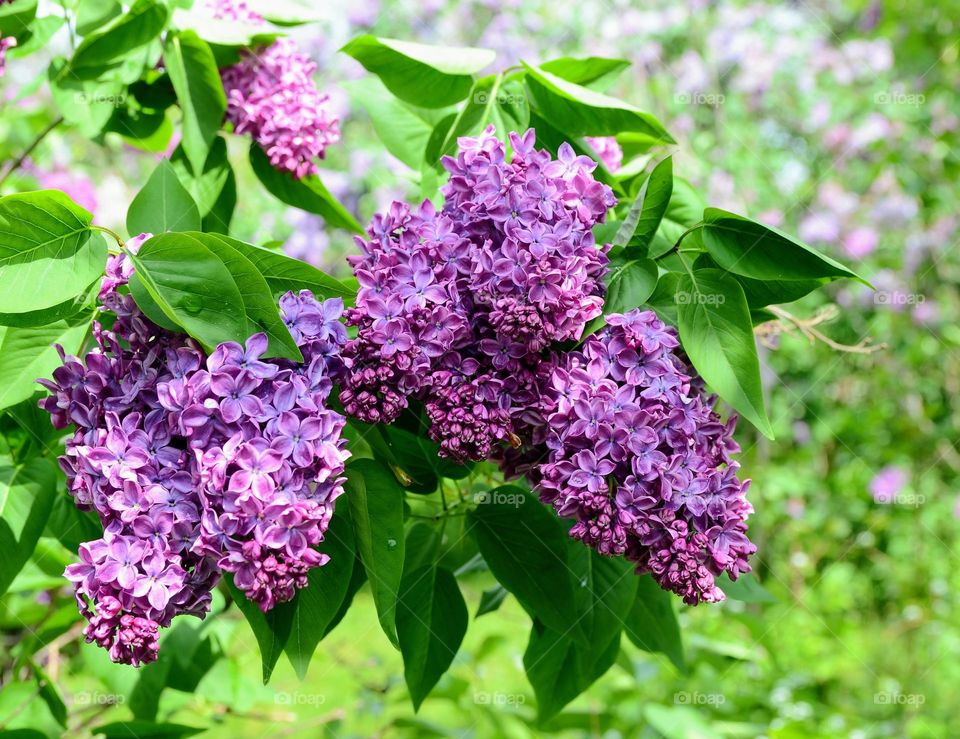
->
<box><xmin>208</xmin><ymin>0</ymin><xmax>263</xmax><ymax>23</ymax></box>
<box><xmin>584</xmin><ymin>136</ymin><xmax>623</xmax><ymax>173</ymax></box>
<box><xmin>339</xmin><ymin>126</ymin><xmax>614</xmax><ymax>462</ymax></box>
<box><xmin>0</xmin><ymin>36</ymin><xmax>14</xmax><ymax>78</ymax></box>
<box><xmin>221</xmin><ymin>38</ymin><xmax>340</xmax><ymax>179</ymax></box>
<box><xmin>529</xmin><ymin>309</ymin><xmax>756</xmax><ymax>605</ymax></box>
<box><xmin>870</xmin><ymin>465</ymin><xmax>908</xmax><ymax>504</ymax></box>
<box><xmin>41</xmin><ymin>236</ymin><xmax>350</xmax><ymax>665</ymax></box>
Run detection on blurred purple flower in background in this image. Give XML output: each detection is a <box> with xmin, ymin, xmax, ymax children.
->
<box><xmin>870</xmin><ymin>465</ymin><xmax>908</xmax><ymax>504</ymax></box>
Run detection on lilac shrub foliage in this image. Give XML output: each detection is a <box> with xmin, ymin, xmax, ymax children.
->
<box><xmin>339</xmin><ymin>126</ymin><xmax>614</xmax><ymax>461</ymax></box>
<box><xmin>534</xmin><ymin>310</ymin><xmax>755</xmax><ymax>605</ymax></box>
<box><xmin>40</xmin><ymin>236</ymin><xmax>350</xmax><ymax>665</ymax></box>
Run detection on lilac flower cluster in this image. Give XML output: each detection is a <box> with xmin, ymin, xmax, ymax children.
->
<box><xmin>584</xmin><ymin>136</ymin><xmax>623</xmax><ymax>173</ymax></box>
<box><xmin>534</xmin><ymin>309</ymin><xmax>756</xmax><ymax>605</ymax></box>
<box><xmin>208</xmin><ymin>0</ymin><xmax>263</xmax><ymax>23</ymax></box>
<box><xmin>42</xmin><ymin>238</ymin><xmax>349</xmax><ymax>665</ymax></box>
<box><xmin>0</xmin><ymin>35</ymin><xmax>15</xmax><ymax>78</ymax></box>
<box><xmin>339</xmin><ymin>126</ymin><xmax>614</xmax><ymax>461</ymax></box>
<box><xmin>221</xmin><ymin>38</ymin><xmax>340</xmax><ymax>179</ymax></box>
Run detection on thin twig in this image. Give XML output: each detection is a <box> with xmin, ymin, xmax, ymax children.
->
<box><xmin>0</xmin><ymin>116</ymin><xmax>66</xmax><ymax>188</ymax></box>
<box><xmin>759</xmin><ymin>305</ymin><xmax>886</xmax><ymax>354</ymax></box>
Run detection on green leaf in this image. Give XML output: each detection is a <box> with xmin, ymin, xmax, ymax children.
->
<box><xmin>212</xmin><ymin>234</ymin><xmax>355</xmax><ymax>301</ymax></box>
<box><xmin>644</xmin><ymin>271</ymin><xmax>681</xmax><ymax>326</ymax></box>
<box><xmin>0</xmin><ymin>457</ymin><xmax>57</xmax><ymax>597</ymax></box>
<box><xmin>225</xmin><ymin>574</ymin><xmax>294</xmax><ymax>683</ymax></box>
<box><xmin>0</xmin><ymin>0</ymin><xmax>37</xmax><ymax>41</ymax></box>
<box><xmin>249</xmin><ymin>145</ymin><xmax>363</xmax><ymax>233</ymax></box>
<box><xmin>539</xmin><ymin>56</ymin><xmax>631</xmax><ymax>91</ymax></box>
<box><xmin>345</xmin><ymin>78</ymin><xmax>435</xmax><ymax>170</ymax></box>
<box><xmin>341</xmin><ymin>35</ymin><xmax>495</xmax><ymax>108</ymax></box>
<box><xmin>0</xmin><ymin>281</ymin><xmax>97</xmax><ymax>328</ymax></box>
<box><xmin>433</xmin><ymin>73</ymin><xmax>530</xmax><ymax>162</ymax></box>
<box><xmin>568</xmin><ymin>546</ymin><xmax>637</xmax><ymax>650</ymax></box>
<box><xmin>397</xmin><ymin>565</ymin><xmax>468</xmax><ymax>711</ymax></box>
<box><xmin>468</xmin><ymin>485</ymin><xmax>580</xmax><ymax>637</ymax></box>
<box><xmin>127</xmin><ymin>232</ymin><xmax>248</xmax><ymax>351</ymax></box>
<box><xmin>127</xmin><ymin>159</ymin><xmax>202</xmax><ymax>235</ymax></box>
<box><xmin>169</xmin><ymin>136</ymin><xmax>235</xmax><ymax>231</ymax></box>
<box><xmin>702</xmin><ymin>208</ymin><xmax>867</xmax><ymax>285</ymax></box>
<box><xmin>94</xmin><ymin>721</ymin><xmax>205</xmax><ymax>739</ymax></box>
<box><xmin>604</xmin><ymin>256</ymin><xmax>659</xmax><ymax>316</ymax></box>
<box><xmin>0</xmin><ymin>190</ymin><xmax>108</xmax><ymax>314</ymax></box>
<box><xmin>385</xmin><ymin>425</ymin><xmax>474</xmax><ymax>494</ymax></box>
<box><xmin>522</xmin><ymin>63</ymin><xmax>673</xmax><ymax>142</ymax></box>
<box><xmin>643</xmin><ymin>705</ymin><xmax>721</xmax><ymax>739</ymax></box>
<box><xmin>476</xmin><ymin>585</ymin><xmax>508</xmax><ymax>617</ymax></box>
<box><xmin>675</xmin><ymin>268</ymin><xmax>772</xmax><ymax>438</ymax></box>
<box><xmin>647</xmin><ymin>177</ymin><xmax>705</xmax><ymax>259</ymax></box>
<box><xmin>284</xmin><ymin>497</ymin><xmax>357</xmax><ymax>678</ymax></box>
<box><xmin>7</xmin><ymin>15</ymin><xmax>63</xmax><ymax>57</ymax></box>
<box><xmin>717</xmin><ymin>571</ymin><xmax>776</xmax><ymax>603</ymax></box>
<box><xmin>618</xmin><ymin>156</ymin><xmax>673</xmax><ymax>254</ymax></box>
<box><xmin>203</xmin><ymin>234</ymin><xmax>302</xmax><ymax>360</ymax></box>
<box><xmin>345</xmin><ymin>459</ymin><xmax>406</xmax><ymax>648</ymax></box>
<box><xmin>76</xmin><ymin>0</ymin><xmax>121</xmax><ymax>36</ymax></box>
<box><xmin>624</xmin><ymin>575</ymin><xmax>686</xmax><ymax>673</ymax></box>
<box><xmin>69</xmin><ymin>0</ymin><xmax>169</xmax><ymax>79</ymax></box>
<box><xmin>163</xmin><ymin>31</ymin><xmax>227</xmax><ymax>176</ymax></box>
<box><xmin>0</xmin><ymin>319</ymin><xmax>90</xmax><ymax>411</ymax></box>
<box><xmin>48</xmin><ymin>61</ymin><xmax>124</xmax><ymax>137</ymax></box>
<box><xmin>524</xmin><ymin>620</ymin><xmax>621</xmax><ymax>722</ymax></box>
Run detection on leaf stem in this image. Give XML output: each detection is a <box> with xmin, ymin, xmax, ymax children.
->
<box><xmin>92</xmin><ymin>225</ymin><xmax>126</xmax><ymax>249</ymax></box>
<box><xmin>0</xmin><ymin>116</ymin><xmax>66</xmax><ymax>188</ymax></box>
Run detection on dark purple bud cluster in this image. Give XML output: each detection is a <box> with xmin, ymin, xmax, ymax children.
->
<box><xmin>533</xmin><ymin>310</ymin><xmax>756</xmax><ymax>605</ymax></box>
<box><xmin>41</xmin><ymin>237</ymin><xmax>350</xmax><ymax>665</ymax></box>
<box><xmin>339</xmin><ymin>126</ymin><xmax>614</xmax><ymax>462</ymax></box>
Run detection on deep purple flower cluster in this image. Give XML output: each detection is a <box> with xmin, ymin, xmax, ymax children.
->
<box><xmin>0</xmin><ymin>35</ymin><xmax>15</xmax><ymax>78</ymax></box>
<box><xmin>339</xmin><ymin>126</ymin><xmax>614</xmax><ymax>461</ymax></box>
<box><xmin>221</xmin><ymin>38</ymin><xmax>340</xmax><ymax>179</ymax></box>
<box><xmin>534</xmin><ymin>309</ymin><xmax>756</xmax><ymax>605</ymax></box>
<box><xmin>42</xmin><ymin>237</ymin><xmax>349</xmax><ymax>665</ymax></box>
<box><xmin>584</xmin><ymin>136</ymin><xmax>623</xmax><ymax>173</ymax></box>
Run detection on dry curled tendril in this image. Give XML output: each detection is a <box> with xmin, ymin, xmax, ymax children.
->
<box><xmin>755</xmin><ymin>305</ymin><xmax>886</xmax><ymax>354</ymax></box>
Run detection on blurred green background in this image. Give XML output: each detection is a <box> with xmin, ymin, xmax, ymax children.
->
<box><xmin>1</xmin><ymin>0</ymin><xmax>958</xmax><ymax>736</ymax></box>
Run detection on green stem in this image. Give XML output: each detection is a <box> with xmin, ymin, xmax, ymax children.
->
<box><xmin>92</xmin><ymin>225</ymin><xmax>126</xmax><ymax>249</ymax></box>
<box><xmin>0</xmin><ymin>116</ymin><xmax>65</xmax><ymax>188</ymax></box>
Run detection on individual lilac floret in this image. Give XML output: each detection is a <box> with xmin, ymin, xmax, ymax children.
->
<box><xmin>0</xmin><ymin>36</ymin><xmax>15</xmax><ymax>78</ymax></box>
<box><xmin>340</xmin><ymin>126</ymin><xmax>614</xmax><ymax>462</ymax></box>
<box><xmin>584</xmin><ymin>136</ymin><xmax>623</xmax><ymax>173</ymax></box>
<box><xmin>221</xmin><ymin>38</ymin><xmax>340</xmax><ymax>179</ymax></box>
<box><xmin>42</xmin><ymin>240</ymin><xmax>350</xmax><ymax>664</ymax></box>
<box><xmin>532</xmin><ymin>309</ymin><xmax>756</xmax><ymax>605</ymax></box>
